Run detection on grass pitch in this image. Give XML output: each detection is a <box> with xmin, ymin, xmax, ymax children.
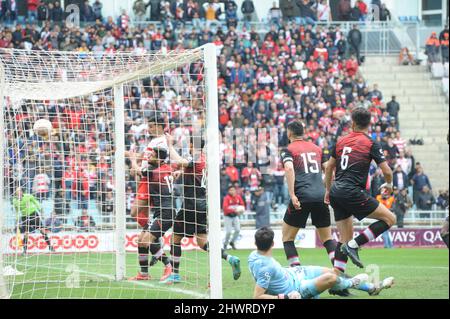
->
<box><xmin>9</xmin><ymin>248</ymin><xmax>449</xmax><ymax>299</ymax></box>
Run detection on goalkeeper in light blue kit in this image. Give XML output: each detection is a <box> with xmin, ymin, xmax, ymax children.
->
<box><xmin>248</xmin><ymin>227</ymin><xmax>394</xmax><ymax>299</ymax></box>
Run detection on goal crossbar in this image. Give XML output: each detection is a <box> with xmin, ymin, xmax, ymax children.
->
<box><xmin>0</xmin><ymin>48</ymin><xmax>203</xmax><ymax>100</ymax></box>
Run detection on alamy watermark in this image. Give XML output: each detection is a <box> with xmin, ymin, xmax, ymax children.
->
<box><xmin>65</xmin><ymin>264</ymin><xmax>80</xmax><ymax>288</ymax></box>
<box><xmin>65</xmin><ymin>4</ymin><xmax>80</xmax><ymax>29</ymax></box>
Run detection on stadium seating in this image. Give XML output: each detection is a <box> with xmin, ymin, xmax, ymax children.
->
<box><xmin>1</xmin><ymin>7</ymin><xmax>447</xmax><ymax>231</ymax></box>
<box><xmin>431</xmin><ymin>62</ymin><xmax>445</xmax><ymax>78</ymax></box>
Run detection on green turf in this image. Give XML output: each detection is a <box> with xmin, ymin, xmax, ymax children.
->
<box><xmin>8</xmin><ymin>248</ymin><xmax>449</xmax><ymax>299</ymax></box>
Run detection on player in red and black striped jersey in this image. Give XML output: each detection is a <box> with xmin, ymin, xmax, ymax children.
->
<box><xmin>324</xmin><ymin>107</ymin><xmax>397</xmax><ymax>270</ymax></box>
<box><xmin>280</xmin><ymin>120</ymin><xmax>338</xmax><ymax>270</ymax></box>
<box><xmin>162</xmin><ymin>133</ymin><xmax>241</xmax><ymax>284</ymax></box>
<box><xmin>129</xmin><ymin>147</ymin><xmax>174</xmax><ymax>282</ymax></box>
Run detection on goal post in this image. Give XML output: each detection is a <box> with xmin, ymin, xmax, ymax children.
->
<box><xmin>0</xmin><ymin>63</ymin><xmax>8</xmax><ymax>299</ymax></box>
<box><xmin>0</xmin><ymin>45</ymin><xmax>223</xmax><ymax>299</ymax></box>
<box><xmin>113</xmin><ymin>83</ymin><xmax>126</xmax><ymax>281</ymax></box>
<box><xmin>204</xmin><ymin>44</ymin><xmax>223</xmax><ymax>299</ymax></box>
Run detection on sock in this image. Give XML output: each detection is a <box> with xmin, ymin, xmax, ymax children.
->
<box><xmin>170</xmin><ymin>243</ymin><xmax>182</xmax><ymax>274</ymax></box>
<box><xmin>323</xmin><ymin>239</ymin><xmax>337</xmax><ymax>266</ymax></box>
<box><xmin>202</xmin><ymin>243</ymin><xmax>229</xmax><ymax>261</ymax></box>
<box><xmin>43</xmin><ymin>233</ymin><xmax>52</xmax><ymax>248</ymax></box>
<box><xmin>149</xmin><ymin>242</ymin><xmax>170</xmax><ymax>266</ymax></box>
<box><xmin>160</xmin><ymin>253</ymin><xmax>171</xmax><ymax>266</ymax></box>
<box><xmin>23</xmin><ymin>235</ymin><xmax>28</xmax><ymax>253</ymax></box>
<box><xmin>149</xmin><ymin>256</ymin><xmax>158</xmax><ymax>267</ymax></box>
<box><xmin>334</xmin><ymin>242</ymin><xmax>348</xmax><ymax>273</ymax></box>
<box><xmin>349</xmin><ymin>220</ymin><xmax>390</xmax><ymax>248</ymax></box>
<box><xmin>222</xmin><ymin>249</ymin><xmax>229</xmax><ymax>261</ymax></box>
<box><xmin>332</xmin><ymin>276</ymin><xmax>353</xmax><ymax>291</ymax></box>
<box><xmin>283</xmin><ymin>241</ymin><xmax>300</xmax><ymax>267</ymax></box>
<box><xmin>352</xmin><ymin>279</ymin><xmax>375</xmax><ymax>293</ymax></box>
<box><xmin>443</xmin><ymin>234</ymin><xmax>449</xmax><ymax>249</ymax></box>
<box><xmin>138</xmin><ymin>246</ymin><xmax>149</xmax><ymax>274</ymax></box>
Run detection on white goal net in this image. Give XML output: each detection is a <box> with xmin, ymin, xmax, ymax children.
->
<box><xmin>0</xmin><ymin>44</ymin><xmax>222</xmax><ymax>299</ymax></box>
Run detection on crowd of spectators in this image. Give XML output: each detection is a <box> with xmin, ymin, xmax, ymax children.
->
<box><xmin>1</xmin><ymin>1</ymin><xmax>447</xmax><ymax>230</ymax></box>
<box><xmin>0</xmin><ymin>0</ymin><xmax>393</xmax><ymax>28</ymax></box>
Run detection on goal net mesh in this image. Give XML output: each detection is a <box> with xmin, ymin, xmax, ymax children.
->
<box><xmin>0</xmin><ymin>47</ymin><xmax>214</xmax><ymax>299</ymax></box>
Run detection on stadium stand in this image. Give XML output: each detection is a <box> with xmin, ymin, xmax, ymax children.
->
<box><xmin>0</xmin><ymin>0</ymin><xmax>447</xmax><ymax>230</ymax></box>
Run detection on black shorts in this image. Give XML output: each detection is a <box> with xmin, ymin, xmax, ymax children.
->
<box><xmin>20</xmin><ymin>212</ymin><xmax>43</xmax><ymax>233</ymax></box>
<box><xmin>330</xmin><ymin>186</ymin><xmax>380</xmax><ymax>222</ymax></box>
<box><xmin>283</xmin><ymin>201</ymin><xmax>331</xmax><ymax>229</ymax></box>
<box><xmin>173</xmin><ymin>200</ymin><xmax>207</xmax><ymax>237</ymax></box>
<box><xmin>149</xmin><ymin>208</ymin><xmax>175</xmax><ymax>239</ymax></box>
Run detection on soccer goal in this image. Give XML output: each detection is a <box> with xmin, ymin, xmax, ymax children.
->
<box><xmin>0</xmin><ymin>44</ymin><xmax>222</xmax><ymax>299</ymax></box>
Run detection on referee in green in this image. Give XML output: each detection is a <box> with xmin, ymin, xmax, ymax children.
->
<box><xmin>13</xmin><ymin>187</ymin><xmax>53</xmax><ymax>254</ymax></box>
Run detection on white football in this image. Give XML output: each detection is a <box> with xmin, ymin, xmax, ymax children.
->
<box><xmin>33</xmin><ymin>119</ymin><xmax>53</xmax><ymax>138</ymax></box>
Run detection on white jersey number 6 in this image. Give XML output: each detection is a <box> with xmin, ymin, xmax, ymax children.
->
<box><xmin>340</xmin><ymin>147</ymin><xmax>352</xmax><ymax>170</ymax></box>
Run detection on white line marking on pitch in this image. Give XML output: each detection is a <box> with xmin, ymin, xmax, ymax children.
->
<box><xmin>14</xmin><ymin>262</ymin><xmax>208</xmax><ymax>299</ymax></box>
<box><xmin>380</xmin><ymin>265</ymin><xmax>448</xmax><ymax>270</ymax></box>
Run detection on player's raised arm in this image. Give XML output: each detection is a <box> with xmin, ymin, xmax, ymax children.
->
<box><xmin>370</xmin><ymin>140</ymin><xmax>393</xmax><ymax>193</ymax></box>
<box><xmin>125</xmin><ymin>150</ymin><xmax>143</xmax><ymax>174</ymax></box>
<box><xmin>165</xmin><ymin>133</ymin><xmax>190</xmax><ymax>167</ymax></box>
<box><xmin>378</xmin><ymin>161</ymin><xmax>393</xmax><ymax>193</ymax></box>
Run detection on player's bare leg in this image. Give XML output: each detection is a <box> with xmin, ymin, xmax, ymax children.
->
<box><xmin>294</xmin><ymin>268</ymin><xmax>349</xmax><ymax>299</ymax></box>
<box><xmin>308</xmin><ymin>269</ymin><xmax>344</xmax><ymax>297</ymax></box>
<box><xmin>366</xmin><ymin>203</ymin><xmax>397</xmax><ymax>226</ymax></box>
<box><xmin>343</xmin><ymin>203</ymin><xmax>397</xmax><ymax>268</ymax></box>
